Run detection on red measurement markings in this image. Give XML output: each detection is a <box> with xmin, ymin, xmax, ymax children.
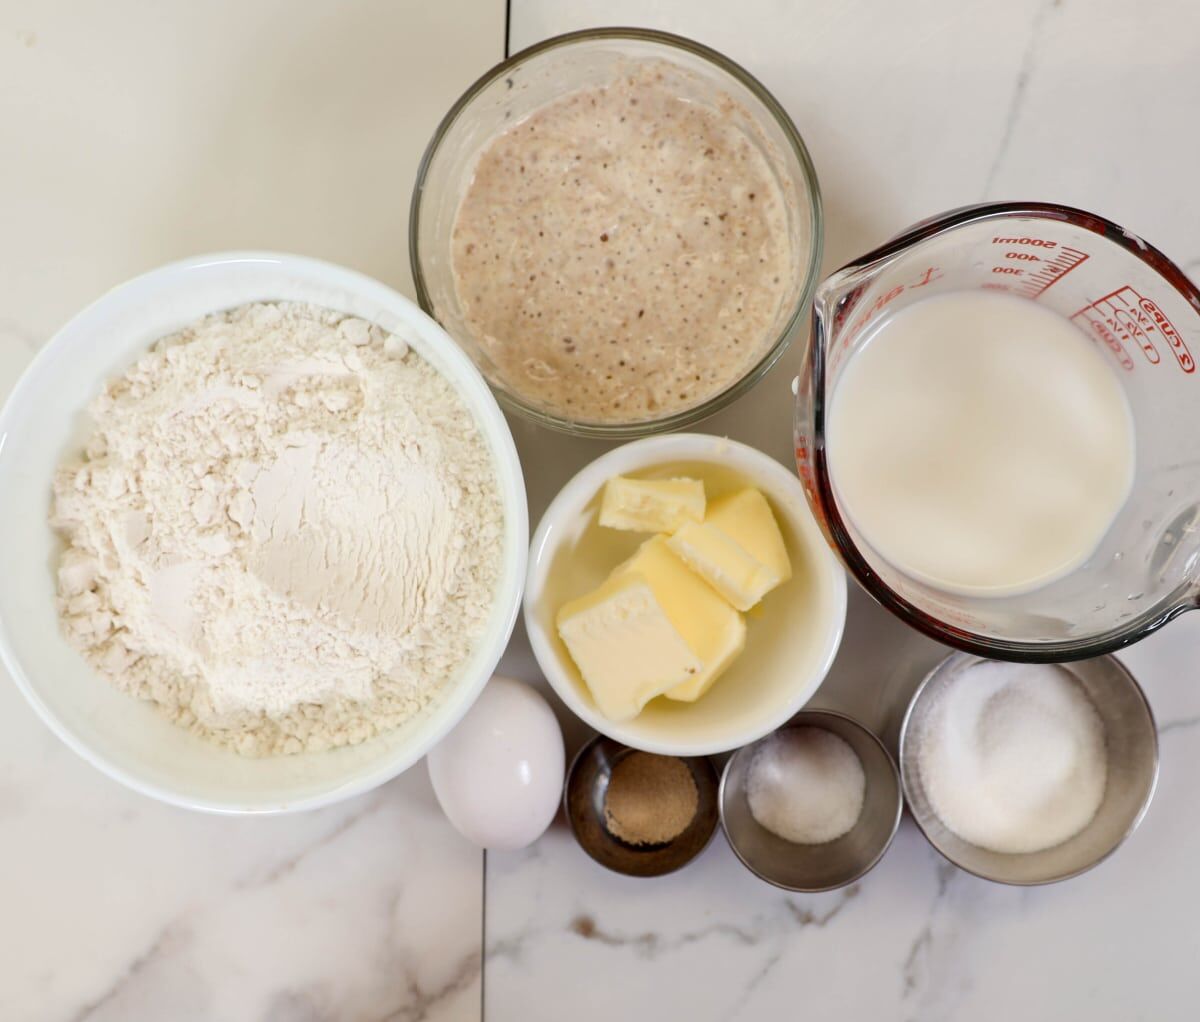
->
<box><xmin>841</xmin><ymin>266</ymin><xmax>944</xmax><ymax>343</ymax></box>
<box><xmin>1139</xmin><ymin>294</ymin><xmax>1195</xmax><ymax>372</ymax></box>
<box><xmin>1072</xmin><ymin>286</ymin><xmax>1195</xmax><ymax>374</ymax></box>
<box><xmin>1014</xmin><ymin>246</ymin><xmax>1090</xmax><ymax>298</ymax></box>
<box><xmin>1077</xmin><ymin>312</ymin><xmax>1135</xmax><ymax>371</ymax></box>
<box><xmin>794</xmin><ymin>438</ymin><xmax>821</xmax><ymax>517</ymax></box>
<box><xmin>987</xmin><ymin>237</ymin><xmax>1089</xmax><ymax>298</ymax></box>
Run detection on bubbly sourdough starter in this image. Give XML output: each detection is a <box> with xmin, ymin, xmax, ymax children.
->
<box><xmin>451</xmin><ymin>63</ymin><xmax>795</xmax><ymax>423</ymax></box>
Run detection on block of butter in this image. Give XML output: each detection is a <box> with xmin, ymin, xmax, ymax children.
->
<box><xmin>556</xmin><ymin>536</ymin><xmax>745</xmax><ymax>721</ymax></box>
<box><xmin>599</xmin><ymin>476</ymin><xmax>705</xmax><ymax>533</ymax></box>
<box><xmin>666</xmin><ymin>488</ymin><xmax>792</xmax><ymax>613</ymax></box>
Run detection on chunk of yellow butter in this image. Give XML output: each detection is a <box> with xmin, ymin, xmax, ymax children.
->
<box><xmin>617</xmin><ymin>536</ymin><xmax>746</xmax><ymax>705</ymax></box>
<box><xmin>556</xmin><ymin>574</ymin><xmax>703</xmax><ymax>722</ymax></box>
<box><xmin>557</xmin><ymin>536</ymin><xmax>745</xmax><ymax>719</ymax></box>
<box><xmin>667</xmin><ymin>521</ymin><xmax>780</xmax><ymax>613</ymax></box>
<box><xmin>599</xmin><ymin>476</ymin><xmax>705</xmax><ymax>533</ymax></box>
<box><xmin>666</xmin><ymin>488</ymin><xmax>792</xmax><ymax>612</ymax></box>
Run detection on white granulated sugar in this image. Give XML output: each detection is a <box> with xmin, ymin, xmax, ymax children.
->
<box><xmin>747</xmin><ymin>726</ymin><xmax>866</xmax><ymax>845</ymax></box>
<box><xmin>52</xmin><ymin>302</ymin><xmax>503</xmax><ymax>756</ymax></box>
<box><xmin>915</xmin><ymin>661</ymin><xmax>1107</xmax><ymax>854</ymax></box>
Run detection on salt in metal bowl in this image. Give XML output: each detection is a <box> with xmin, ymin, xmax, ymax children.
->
<box><xmin>719</xmin><ymin>709</ymin><xmax>903</xmax><ymax>892</ymax></box>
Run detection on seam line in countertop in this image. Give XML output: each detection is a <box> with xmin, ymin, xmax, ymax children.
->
<box><xmin>481</xmin><ymin>848</ymin><xmax>488</xmax><ymax>1021</ymax></box>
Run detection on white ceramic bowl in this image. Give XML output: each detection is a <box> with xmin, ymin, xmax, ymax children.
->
<box><xmin>525</xmin><ymin>434</ymin><xmax>847</xmax><ymax>756</ymax></box>
<box><xmin>0</xmin><ymin>253</ymin><xmax>528</xmax><ymax>814</ymax></box>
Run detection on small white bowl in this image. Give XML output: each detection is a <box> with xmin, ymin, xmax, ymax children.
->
<box><xmin>0</xmin><ymin>253</ymin><xmax>528</xmax><ymax>814</ymax></box>
<box><xmin>525</xmin><ymin>434</ymin><xmax>847</xmax><ymax>756</ymax></box>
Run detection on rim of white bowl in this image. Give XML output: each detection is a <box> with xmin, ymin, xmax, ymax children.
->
<box><xmin>0</xmin><ymin>252</ymin><xmax>528</xmax><ymax>814</ymax></box>
<box><xmin>524</xmin><ymin>433</ymin><xmax>847</xmax><ymax>756</ymax></box>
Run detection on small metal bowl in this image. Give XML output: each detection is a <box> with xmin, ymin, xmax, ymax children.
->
<box><xmin>899</xmin><ymin>652</ymin><xmax>1159</xmax><ymax>886</ymax></box>
<box><xmin>719</xmin><ymin>710</ymin><xmax>902</xmax><ymax>892</ymax></box>
<box><xmin>564</xmin><ymin>735</ymin><xmax>720</xmax><ymax>877</ymax></box>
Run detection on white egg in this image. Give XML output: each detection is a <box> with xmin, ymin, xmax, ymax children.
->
<box><xmin>427</xmin><ymin>676</ymin><xmax>565</xmax><ymax>850</ymax></box>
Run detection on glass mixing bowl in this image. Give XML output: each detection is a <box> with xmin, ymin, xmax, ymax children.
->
<box><xmin>410</xmin><ymin>27</ymin><xmax>822</xmax><ymax>437</ymax></box>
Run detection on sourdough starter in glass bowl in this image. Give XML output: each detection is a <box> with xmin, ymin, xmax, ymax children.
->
<box><xmin>410</xmin><ymin>28</ymin><xmax>822</xmax><ymax>437</ymax></box>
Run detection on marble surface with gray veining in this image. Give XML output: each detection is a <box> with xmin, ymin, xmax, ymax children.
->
<box><xmin>0</xmin><ymin>3</ymin><xmax>498</xmax><ymax>1020</ymax></box>
<box><xmin>489</xmin><ymin>1</ymin><xmax>1200</xmax><ymax>1018</ymax></box>
<box><xmin>3</xmin><ymin>0</ymin><xmax>1200</xmax><ymax>1019</ymax></box>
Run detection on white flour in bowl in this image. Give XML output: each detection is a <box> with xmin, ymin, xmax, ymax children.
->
<box><xmin>51</xmin><ymin>302</ymin><xmax>503</xmax><ymax>756</ymax></box>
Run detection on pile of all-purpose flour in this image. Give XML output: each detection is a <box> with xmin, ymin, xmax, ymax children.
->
<box><xmin>51</xmin><ymin>302</ymin><xmax>504</xmax><ymax>756</ymax></box>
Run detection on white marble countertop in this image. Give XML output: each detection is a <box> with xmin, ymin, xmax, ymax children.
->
<box><xmin>3</xmin><ymin>1</ymin><xmax>1200</xmax><ymax>1019</ymax></box>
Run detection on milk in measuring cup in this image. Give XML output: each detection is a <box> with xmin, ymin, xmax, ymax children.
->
<box><xmin>826</xmin><ymin>291</ymin><xmax>1135</xmax><ymax>596</ymax></box>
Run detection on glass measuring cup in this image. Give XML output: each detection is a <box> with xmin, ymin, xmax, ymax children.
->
<box><xmin>795</xmin><ymin>202</ymin><xmax>1200</xmax><ymax>661</ymax></box>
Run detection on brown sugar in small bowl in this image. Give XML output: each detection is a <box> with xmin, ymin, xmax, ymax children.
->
<box><xmin>564</xmin><ymin>735</ymin><xmax>719</xmax><ymax>877</ymax></box>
